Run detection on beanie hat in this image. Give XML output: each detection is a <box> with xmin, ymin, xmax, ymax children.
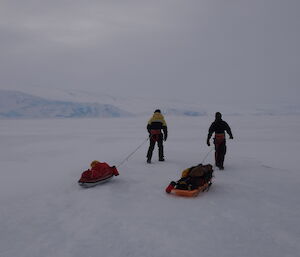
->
<box><xmin>154</xmin><ymin>109</ymin><xmax>161</xmax><ymax>113</ymax></box>
<box><xmin>215</xmin><ymin>112</ymin><xmax>222</xmax><ymax>120</ymax></box>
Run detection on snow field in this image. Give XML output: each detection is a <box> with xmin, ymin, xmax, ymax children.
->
<box><xmin>0</xmin><ymin>115</ymin><xmax>300</xmax><ymax>257</ymax></box>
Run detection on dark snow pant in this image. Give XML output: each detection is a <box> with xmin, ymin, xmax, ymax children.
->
<box><xmin>147</xmin><ymin>134</ymin><xmax>164</xmax><ymax>161</ymax></box>
<box><xmin>214</xmin><ymin>139</ymin><xmax>226</xmax><ymax>168</ymax></box>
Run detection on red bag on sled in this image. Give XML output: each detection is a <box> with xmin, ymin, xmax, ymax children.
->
<box><xmin>78</xmin><ymin>161</ymin><xmax>119</xmax><ymax>187</ymax></box>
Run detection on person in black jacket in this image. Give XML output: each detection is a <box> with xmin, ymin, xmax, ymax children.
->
<box><xmin>207</xmin><ymin>112</ymin><xmax>233</xmax><ymax>170</ymax></box>
<box><xmin>146</xmin><ymin>109</ymin><xmax>168</xmax><ymax>163</ymax></box>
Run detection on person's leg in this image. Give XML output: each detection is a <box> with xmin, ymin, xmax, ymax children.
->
<box><xmin>214</xmin><ymin>139</ymin><xmax>225</xmax><ymax>169</ymax></box>
<box><xmin>218</xmin><ymin>142</ymin><xmax>226</xmax><ymax>169</ymax></box>
<box><xmin>214</xmin><ymin>141</ymin><xmax>220</xmax><ymax>167</ymax></box>
<box><xmin>147</xmin><ymin>138</ymin><xmax>156</xmax><ymax>163</ymax></box>
<box><xmin>157</xmin><ymin>135</ymin><xmax>164</xmax><ymax>161</ymax></box>
<box><xmin>215</xmin><ymin>147</ymin><xmax>220</xmax><ymax>167</ymax></box>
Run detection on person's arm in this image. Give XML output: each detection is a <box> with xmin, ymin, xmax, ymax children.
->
<box><xmin>162</xmin><ymin>118</ymin><xmax>168</xmax><ymax>141</ymax></box>
<box><xmin>163</xmin><ymin>126</ymin><xmax>168</xmax><ymax>141</ymax></box>
<box><xmin>225</xmin><ymin>122</ymin><xmax>233</xmax><ymax>139</ymax></box>
<box><xmin>207</xmin><ymin>123</ymin><xmax>214</xmax><ymax>146</ymax></box>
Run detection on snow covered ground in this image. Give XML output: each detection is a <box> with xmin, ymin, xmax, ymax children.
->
<box><xmin>0</xmin><ymin>114</ymin><xmax>300</xmax><ymax>257</ymax></box>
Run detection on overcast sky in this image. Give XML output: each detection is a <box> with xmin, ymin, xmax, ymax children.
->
<box><xmin>0</xmin><ymin>0</ymin><xmax>299</xmax><ymax>104</ymax></box>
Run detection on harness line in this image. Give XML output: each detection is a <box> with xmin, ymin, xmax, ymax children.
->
<box><xmin>116</xmin><ymin>137</ymin><xmax>149</xmax><ymax>168</ymax></box>
<box><xmin>200</xmin><ymin>147</ymin><xmax>214</xmax><ymax>164</ymax></box>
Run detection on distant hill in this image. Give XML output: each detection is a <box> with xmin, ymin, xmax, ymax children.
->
<box><xmin>0</xmin><ymin>90</ymin><xmax>131</xmax><ymax>119</ymax></box>
<box><xmin>1</xmin><ymin>89</ymin><xmax>299</xmax><ymax>119</ymax></box>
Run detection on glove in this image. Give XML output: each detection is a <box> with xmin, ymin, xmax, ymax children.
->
<box><xmin>207</xmin><ymin>139</ymin><xmax>210</xmax><ymax>146</ymax></box>
<box><xmin>164</xmin><ymin>134</ymin><xmax>167</xmax><ymax>141</ymax></box>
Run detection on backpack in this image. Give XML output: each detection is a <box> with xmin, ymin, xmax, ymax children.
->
<box><xmin>175</xmin><ymin>164</ymin><xmax>213</xmax><ymax>190</ymax></box>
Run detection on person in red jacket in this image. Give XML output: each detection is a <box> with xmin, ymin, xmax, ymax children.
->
<box><xmin>207</xmin><ymin>112</ymin><xmax>233</xmax><ymax>170</ymax></box>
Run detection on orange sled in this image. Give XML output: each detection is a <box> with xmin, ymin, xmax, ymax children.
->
<box><xmin>170</xmin><ymin>182</ymin><xmax>211</xmax><ymax>197</ymax></box>
<box><xmin>165</xmin><ymin>164</ymin><xmax>214</xmax><ymax>197</ymax></box>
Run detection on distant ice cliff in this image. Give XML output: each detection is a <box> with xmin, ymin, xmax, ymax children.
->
<box><xmin>0</xmin><ymin>90</ymin><xmax>131</xmax><ymax>119</ymax></box>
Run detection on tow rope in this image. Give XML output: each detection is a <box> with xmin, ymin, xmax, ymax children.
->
<box><xmin>200</xmin><ymin>147</ymin><xmax>214</xmax><ymax>164</ymax></box>
<box><xmin>116</xmin><ymin>137</ymin><xmax>149</xmax><ymax>168</ymax></box>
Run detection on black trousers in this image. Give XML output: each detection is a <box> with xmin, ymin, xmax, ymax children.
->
<box><xmin>147</xmin><ymin>134</ymin><xmax>164</xmax><ymax>160</ymax></box>
<box><xmin>214</xmin><ymin>139</ymin><xmax>226</xmax><ymax>168</ymax></box>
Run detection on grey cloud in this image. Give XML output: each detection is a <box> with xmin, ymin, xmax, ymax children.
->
<box><xmin>0</xmin><ymin>0</ymin><xmax>299</xmax><ymax>104</ymax></box>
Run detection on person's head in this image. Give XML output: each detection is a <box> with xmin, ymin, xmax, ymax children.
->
<box><xmin>154</xmin><ymin>109</ymin><xmax>161</xmax><ymax>113</ymax></box>
<box><xmin>215</xmin><ymin>112</ymin><xmax>222</xmax><ymax>120</ymax></box>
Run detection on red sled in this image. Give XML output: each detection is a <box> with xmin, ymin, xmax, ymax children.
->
<box><xmin>78</xmin><ymin>161</ymin><xmax>119</xmax><ymax>188</ymax></box>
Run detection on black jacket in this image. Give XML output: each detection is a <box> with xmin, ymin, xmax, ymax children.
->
<box><xmin>207</xmin><ymin>118</ymin><xmax>233</xmax><ymax>140</ymax></box>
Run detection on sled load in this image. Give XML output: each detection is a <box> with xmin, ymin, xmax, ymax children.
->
<box><xmin>78</xmin><ymin>160</ymin><xmax>119</xmax><ymax>188</ymax></box>
<box><xmin>166</xmin><ymin>164</ymin><xmax>213</xmax><ymax>197</ymax></box>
